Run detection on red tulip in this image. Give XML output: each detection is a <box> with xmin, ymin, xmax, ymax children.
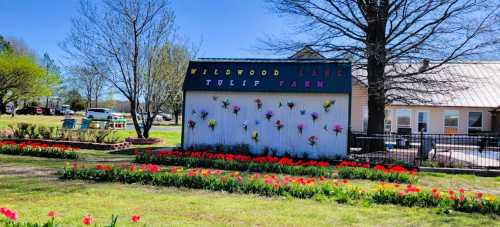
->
<box><xmin>131</xmin><ymin>215</ymin><xmax>141</xmax><ymax>222</ymax></box>
<box><xmin>82</xmin><ymin>215</ymin><xmax>92</xmax><ymax>225</ymax></box>
<box><xmin>476</xmin><ymin>191</ymin><xmax>483</xmax><ymax>200</ymax></box>
<box><xmin>48</xmin><ymin>211</ymin><xmax>56</xmax><ymax>218</ymax></box>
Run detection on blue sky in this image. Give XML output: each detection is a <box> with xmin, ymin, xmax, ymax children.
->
<box><xmin>0</xmin><ymin>0</ymin><xmax>292</xmax><ymax>65</ymax></box>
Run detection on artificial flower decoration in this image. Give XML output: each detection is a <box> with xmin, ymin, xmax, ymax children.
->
<box><xmin>323</xmin><ymin>124</ymin><xmax>328</xmax><ymax>131</ymax></box>
<box><xmin>188</xmin><ymin>119</ymin><xmax>196</xmax><ymax>129</ymax></box>
<box><xmin>251</xmin><ymin>131</ymin><xmax>259</xmax><ymax>143</ymax></box>
<box><xmin>297</xmin><ymin>123</ymin><xmax>304</xmax><ymax>135</ymax></box>
<box><xmin>242</xmin><ymin>121</ymin><xmax>248</xmax><ymax>132</ymax></box>
<box><xmin>278</xmin><ymin>102</ymin><xmax>283</xmax><ymax>108</ymax></box>
<box><xmin>222</xmin><ymin>98</ymin><xmax>231</xmax><ymax>109</ymax></box>
<box><xmin>212</xmin><ymin>96</ymin><xmax>219</xmax><ymax>101</ymax></box>
<box><xmin>308</xmin><ymin>136</ymin><xmax>318</xmax><ymax>147</ymax></box>
<box><xmin>255</xmin><ymin>98</ymin><xmax>263</xmax><ymax>110</ymax></box>
<box><xmin>191</xmin><ymin>109</ymin><xmax>197</xmax><ymax>115</ymax></box>
<box><xmin>232</xmin><ymin>105</ymin><xmax>241</xmax><ymax>115</ymax></box>
<box><xmin>199</xmin><ymin>109</ymin><xmax>208</xmax><ymax>120</ymax></box>
<box><xmin>300</xmin><ymin>109</ymin><xmax>306</xmax><ymax>115</ymax></box>
<box><xmin>255</xmin><ymin>120</ymin><xmax>261</xmax><ymax>125</ymax></box>
<box><xmin>275</xmin><ymin>120</ymin><xmax>284</xmax><ymax>131</ymax></box>
<box><xmin>208</xmin><ymin>119</ymin><xmax>217</xmax><ymax>131</ymax></box>
<box><xmin>287</xmin><ymin>101</ymin><xmax>295</xmax><ymax>110</ymax></box>
<box><xmin>323</xmin><ymin>99</ymin><xmax>335</xmax><ymax>112</ymax></box>
<box><xmin>311</xmin><ymin>112</ymin><xmax>319</xmax><ymax>122</ymax></box>
<box><xmin>334</xmin><ymin>123</ymin><xmax>343</xmax><ymax>135</ymax></box>
<box><xmin>265</xmin><ymin>110</ymin><xmax>274</xmax><ymax>121</ymax></box>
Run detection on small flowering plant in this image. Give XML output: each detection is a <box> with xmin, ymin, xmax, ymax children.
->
<box><xmin>265</xmin><ymin>110</ymin><xmax>274</xmax><ymax>121</ymax></box>
<box><xmin>207</xmin><ymin>119</ymin><xmax>217</xmax><ymax>131</ymax></box>
<box><xmin>242</xmin><ymin>121</ymin><xmax>248</xmax><ymax>132</ymax></box>
<box><xmin>275</xmin><ymin>120</ymin><xmax>284</xmax><ymax>131</ymax></box>
<box><xmin>287</xmin><ymin>101</ymin><xmax>295</xmax><ymax>110</ymax></box>
<box><xmin>297</xmin><ymin>123</ymin><xmax>304</xmax><ymax>135</ymax></box>
<box><xmin>251</xmin><ymin>131</ymin><xmax>259</xmax><ymax>143</ymax></box>
<box><xmin>323</xmin><ymin>99</ymin><xmax>335</xmax><ymax>112</ymax></box>
<box><xmin>222</xmin><ymin>98</ymin><xmax>231</xmax><ymax>109</ymax></box>
<box><xmin>232</xmin><ymin>105</ymin><xmax>241</xmax><ymax>115</ymax></box>
<box><xmin>199</xmin><ymin>109</ymin><xmax>208</xmax><ymax>120</ymax></box>
<box><xmin>300</xmin><ymin>109</ymin><xmax>306</xmax><ymax>115</ymax></box>
<box><xmin>334</xmin><ymin>123</ymin><xmax>343</xmax><ymax>135</ymax></box>
<box><xmin>308</xmin><ymin>136</ymin><xmax>318</xmax><ymax>147</ymax></box>
<box><xmin>311</xmin><ymin>112</ymin><xmax>319</xmax><ymax>122</ymax></box>
<box><xmin>188</xmin><ymin>119</ymin><xmax>196</xmax><ymax>129</ymax></box>
<box><xmin>255</xmin><ymin>98</ymin><xmax>263</xmax><ymax>109</ymax></box>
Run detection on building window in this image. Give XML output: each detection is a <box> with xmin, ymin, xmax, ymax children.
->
<box><xmin>396</xmin><ymin>109</ymin><xmax>411</xmax><ymax>134</ymax></box>
<box><xmin>384</xmin><ymin>109</ymin><xmax>392</xmax><ymax>133</ymax></box>
<box><xmin>362</xmin><ymin>106</ymin><xmax>368</xmax><ymax>132</ymax></box>
<box><xmin>417</xmin><ymin>111</ymin><xmax>429</xmax><ymax>133</ymax></box>
<box><xmin>468</xmin><ymin>112</ymin><xmax>482</xmax><ymax>134</ymax></box>
<box><xmin>444</xmin><ymin>110</ymin><xmax>459</xmax><ymax>134</ymax></box>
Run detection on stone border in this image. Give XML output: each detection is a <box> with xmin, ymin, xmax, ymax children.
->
<box><xmin>1</xmin><ymin>139</ymin><xmax>131</xmax><ymax>151</ymax></box>
<box><xmin>125</xmin><ymin>137</ymin><xmax>163</xmax><ymax>145</ymax></box>
<box><xmin>419</xmin><ymin>166</ymin><xmax>500</xmax><ymax>177</ymax></box>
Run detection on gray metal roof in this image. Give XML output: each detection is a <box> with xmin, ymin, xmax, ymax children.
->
<box><xmin>194</xmin><ymin>58</ymin><xmax>350</xmax><ymax>64</ymax></box>
<box><xmin>352</xmin><ymin>62</ymin><xmax>500</xmax><ymax>108</ymax></box>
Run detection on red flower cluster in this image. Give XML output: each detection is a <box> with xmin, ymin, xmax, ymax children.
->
<box><xmin>336</xmin><ymin>161</ymin><xmax>416</xmax><ymax>175</ymax></box>
<box><xmin>93</xmin><ymin>163</ymin><xmax>161</xmax><ymax>174</ymax></box>
<box><xmin>152</xmin><ymin>149</ymin><xmax>330</xmax><ymax>167</ymax></box>
<box><xmin>0</xmin><ymin>141</ymin><xmax>79</xmax><ymax>152</ymax></box>
<box><xmin>0</xmin><ymin>207</ymin><xmax>19</xmax><ymax>221</ymax></box>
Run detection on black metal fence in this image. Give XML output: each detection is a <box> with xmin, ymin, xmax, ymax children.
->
<box><xmin>349</xmin><ymin>132</ymin><xmax>500</xmax><ymax>169</ymax></box>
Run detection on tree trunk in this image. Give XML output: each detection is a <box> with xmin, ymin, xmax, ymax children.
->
<box><xmin>129</xmin><ymin>101</ymin><xmax>144</xmax><ymax>138</ymax></box>
<box><xmin>174</xmin><ymin>110</ymin><xmax>180</xmax><ymax>125</ymax></box>
<box><xmin>365</xmin><ymin>6</ymin><xmax>388</xmax><ymax>152</ymax></box>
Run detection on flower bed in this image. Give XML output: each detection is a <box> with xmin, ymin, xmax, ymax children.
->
<box><xmin>134</xmin><ymin>149</ymin><xmax>417</xmax><ymax>183</ymax></box>
<box><xmin>60</xmin><ymin>164</ymin><xmax>500</xmax><ymax>215</ymax></box>
<box><xmin>1</xmin><ymin>139</ymin><xmax>131</xmax><ymax>150</ymax></box>
<box><xmin>336</xmin><ymin>161</ymin><xmax>418</xmax><ymax>183</ymax></box>
<box><xmin>135</xmin><ymin>149</ymin><xmax>333</xmax><ymax>177</ymax></box>
<box><xmin>0</xmin><ymin>141</ymin><xmax>79</xmax><ymax>159</ymax></box>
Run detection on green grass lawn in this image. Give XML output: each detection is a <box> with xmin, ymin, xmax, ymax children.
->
<box><xmin>1</xmin><ymin>151</ymin><xmax>499</xmax><ymax>226</ymax></box>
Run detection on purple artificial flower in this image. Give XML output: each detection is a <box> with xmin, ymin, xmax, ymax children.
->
<box><xmin>199</xmin><ymin>109</ymin><xmax>208</xmax><ymax>120</ymax></box>
<box><xmin>334</xmin><ymin>123</ymin><xmax>343</xmax><ymax>135</ymax></box>
<box><xmin>311</xmin><ymin>112</ymin><xmax>319</xmax><ymax>122</ymax></box>
<box><xmin>232</xmin><ymin>105</ymin><xmax>241</xmax><ymax>115</ymax></box>
<box><xmin>297</xmin><ymin>123</ymin><xmax>304</xmax><ymax>135</ymax></box>
<box><xmin>265</xmin><ymin>110</ymin><xmax>274</xmax><ymax>121</ymax></box>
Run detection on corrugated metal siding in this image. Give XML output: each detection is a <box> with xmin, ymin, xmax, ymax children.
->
<box><xmin>352</xmin><ymin>62</ymin><xmax>500</xmax><ymax>107</ymax></box>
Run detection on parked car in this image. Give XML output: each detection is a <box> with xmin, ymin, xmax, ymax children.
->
<box><xmin>137</xmin><ymin>112</ymin><xmax>164</xmax><ymax>122</ymax></box>
<box><xmin>56</xmin><ymin>104</ymin><xmax>74</xmax><ymax>116</ymax></box>
<box><xmin>159</xmin><ymin>112</ymin><xmax>173</xmax><ymax>121</ymax></box>
<box><xmin>86</xmin><ymin>108</ymin><xmax>122</xmax><ymax>120</ymax></box>
<box><xmin>16</xmin><ymin>106</ymin><xmax>43</xmax><ymax>115</ymax></box>
<box><xmin>42</xmin><ymin>107</ymin><xmax>55</xmax><ymax>115</ymax></box>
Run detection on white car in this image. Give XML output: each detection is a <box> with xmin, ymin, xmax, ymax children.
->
<box><xmin>86</xmin><ymin>108</ymin><xmax>122</xmax><ymax>120</ymax></box>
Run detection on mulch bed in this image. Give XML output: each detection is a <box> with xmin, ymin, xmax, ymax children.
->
<box><xmin>125</xmin><ymin>137</ymin><xmax>163</xmax><ymax>145</ymax></box>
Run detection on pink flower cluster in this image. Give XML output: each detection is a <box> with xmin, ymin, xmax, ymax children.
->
<box><xmin>0</xmin><ymin>207</ymin><xmax>19</xmax><ymax>221</ymax></box>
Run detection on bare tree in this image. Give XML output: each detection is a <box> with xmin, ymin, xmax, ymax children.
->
<box><xmin>67</xmin><ymin>65</ymin><xmax>106</xmax><ymax>109</ymax></box>
<box><xmin>61</xmin><ymin>0</ymin><xmax>177</xmax><ymax>138</ymax></box>
<box><xmin>266</xmin><ymin>0</ymin><xmax>499</xmax><ymax>134</ymax></box>
<box><xmin>158</xmin><ymin>43</ymin><xmax>192</xmax><ymax>125</ymax></box>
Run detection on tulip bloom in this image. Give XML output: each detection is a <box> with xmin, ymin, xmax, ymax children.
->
<box><xmin>82</xmin><ymin>215</ymin><xmax>92</xmax><ymax>225</ymax></box>
<box><xmin>131</xmin><ymin>215</ymin><xmax>141</xmax><ymax>222</ymax></box>
<box><xmin>48</xmin><ymin>211</ymin><xmax>56</xmax><ymax>218</ymax></box>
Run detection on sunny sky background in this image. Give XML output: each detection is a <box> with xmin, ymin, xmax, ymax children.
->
<box><xmin>0</xmin><ymin>0</ymin><xmax>293</xmax><ymax>66</ymax></box>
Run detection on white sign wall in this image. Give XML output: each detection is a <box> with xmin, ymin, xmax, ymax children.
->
<box><xmin>183</xmin><ymin>91</ymin><xmax>349</xmax><ymax>159</ymax></box>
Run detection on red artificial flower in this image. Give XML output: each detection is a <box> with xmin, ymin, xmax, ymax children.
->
<box><xmin>131</xmin><ymin>215</ymin><xmax>141</xmax><ymax>222</ymax></box>
<box><xmin>82</xmin><ymin>215</ymin><xmax>92</xmax><ymax>225</ymax></box>
<box><xmin>48</xmin><ymin>210</ymin><xmax>56</xmax><ymax>218</ymax></box>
